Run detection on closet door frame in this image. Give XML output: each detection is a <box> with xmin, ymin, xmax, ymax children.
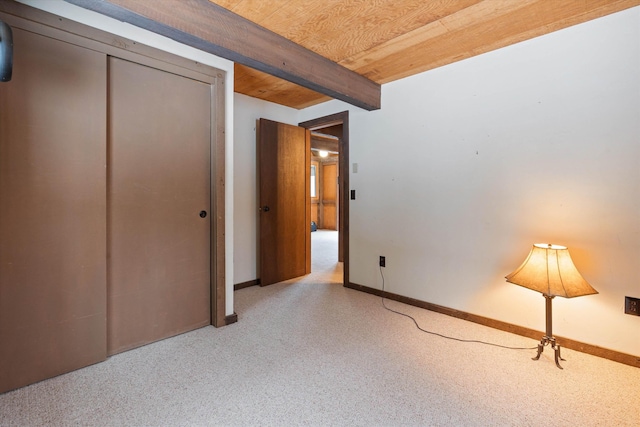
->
<box><xmin>0</xmin><ymin>2</ymin><xmax>227</xmax><ymax>327</ymax></box>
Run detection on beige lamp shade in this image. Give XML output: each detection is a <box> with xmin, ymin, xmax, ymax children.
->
<box><xmin>506</xmin><ymin>243</ymin><xmax>598</xmax><ymax>298</ymax></box>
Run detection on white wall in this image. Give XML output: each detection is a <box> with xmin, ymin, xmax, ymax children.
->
<box><xmin>17</xmin><ymin>0</ymin><xmax>237</xmax><ymax>315</ymax></box>
<box><xmin>233</xmin><ymin>94</ymin><xmax>300</xmax><ymax>284</ymax></box>
<box><xmin>300</xmin><ymin>7</ymin><xmax>640</xmax><ymax>356</ymax></box>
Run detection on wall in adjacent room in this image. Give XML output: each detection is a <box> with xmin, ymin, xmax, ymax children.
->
<box><xmin>300</xmin><ymin>7</ymin><xmax>640</xmax><ymax>356</ymax></box>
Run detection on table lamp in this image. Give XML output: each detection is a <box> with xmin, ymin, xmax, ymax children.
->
<box><xmin>506</xmin><ymin>243</ymin><xmax>597</xmax><ymax>368</ymax></box>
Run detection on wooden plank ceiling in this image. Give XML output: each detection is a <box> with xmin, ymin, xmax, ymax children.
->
<box><xmin>212</xmin><ymin>0</ymin><xmax>639</xmax><ymax>109</ymax></box>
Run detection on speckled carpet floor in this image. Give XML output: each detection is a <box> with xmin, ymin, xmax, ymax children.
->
<box><xmin>1</xmin><ymin>231</ymin><xmax>638</xmax><ymax>426</ymax></box>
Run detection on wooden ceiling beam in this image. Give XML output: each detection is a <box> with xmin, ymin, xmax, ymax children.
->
<box><xmin>64</xmin><ymin>0</ymin><xmax>381</xmax><ymax>110</ymax></box>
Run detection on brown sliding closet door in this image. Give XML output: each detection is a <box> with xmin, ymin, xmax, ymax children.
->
<box><xmin>0</xmin><ymin>29</ymin><xmax>107</xmax><ymax>393</ymax></box>
<box><xmin>108</xmin><ymin>57</ymin><xmax>211</xmax><ymax>355</ymax></box>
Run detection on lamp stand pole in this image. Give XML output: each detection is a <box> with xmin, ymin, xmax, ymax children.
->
<box><xmin>532</xmin><ymin>294</ymin><xmax>565</xmax><ymax>369</ymax></box>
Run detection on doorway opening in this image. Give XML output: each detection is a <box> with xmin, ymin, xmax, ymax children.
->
<box><xmin>310</xmin><ymin>136</ymin><xmax>339</xmax><ymax>279</ymax></box>
<box><xmin>299</xmin><ymin>111</ymin><xmax>349</xmax><ymax>286</ymax></box>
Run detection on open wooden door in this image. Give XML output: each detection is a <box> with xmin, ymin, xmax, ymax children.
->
<box><xmin>258</xmin><ymin>119</ymin><xmax>311</xmax><ymax>286</ymax></box>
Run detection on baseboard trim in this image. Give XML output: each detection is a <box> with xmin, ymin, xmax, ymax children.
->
<box><xmin>346</xmin><ymin>282</ymin><xmax>640</xmax><ymax>369</ymax></box>
<box><xmin>234</xmin><ymin>279</ymin><xmax>260</xmax><ymax>291</ymax></box>
<box><xmin>224</xmin><ymin>313</ymin><xmax>238</xmax><ymax>325</ymax></box>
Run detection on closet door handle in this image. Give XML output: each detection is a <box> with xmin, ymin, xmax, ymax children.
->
<box><xmin>199</xmin><ymin>210</ymin><xmax>207</xmax><ymax>218</ymax></box>
<box><xmin>261</xmin><ymin>206</ymin><xmax>270</xmax><ymax>212</ymax></box>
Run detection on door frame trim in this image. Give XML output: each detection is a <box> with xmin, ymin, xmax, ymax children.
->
<box><xmin>210</xmin><ymin>68</ymin><xmax>227</xmax><ymax>327</ymax></box>
<box><xmin>299</xmin><ymin>111</ymin><xmax>349</xmax><ymax>286</ymax></box>
<box><xmin>0</xmin><ymin>1</ymin><xmax>227</xmax><ymax>327</ymax></box>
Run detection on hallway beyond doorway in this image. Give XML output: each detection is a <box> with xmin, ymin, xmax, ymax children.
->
<box><xmin>311</xmin><ymin>230</ymin><xmax>342</xmax><ymax>284</ymax></box>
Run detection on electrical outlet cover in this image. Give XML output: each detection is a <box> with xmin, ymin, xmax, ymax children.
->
<box><xmin>625</xmin><ymin>296</ymin><xmax>639</xmax><ymax>316</ymax></box>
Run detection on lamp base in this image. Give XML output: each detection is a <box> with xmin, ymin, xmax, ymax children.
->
<box><xmin>533</xmin><ymin>335</ymin><xmax>565</xmax><ymax>369</ymax></box>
